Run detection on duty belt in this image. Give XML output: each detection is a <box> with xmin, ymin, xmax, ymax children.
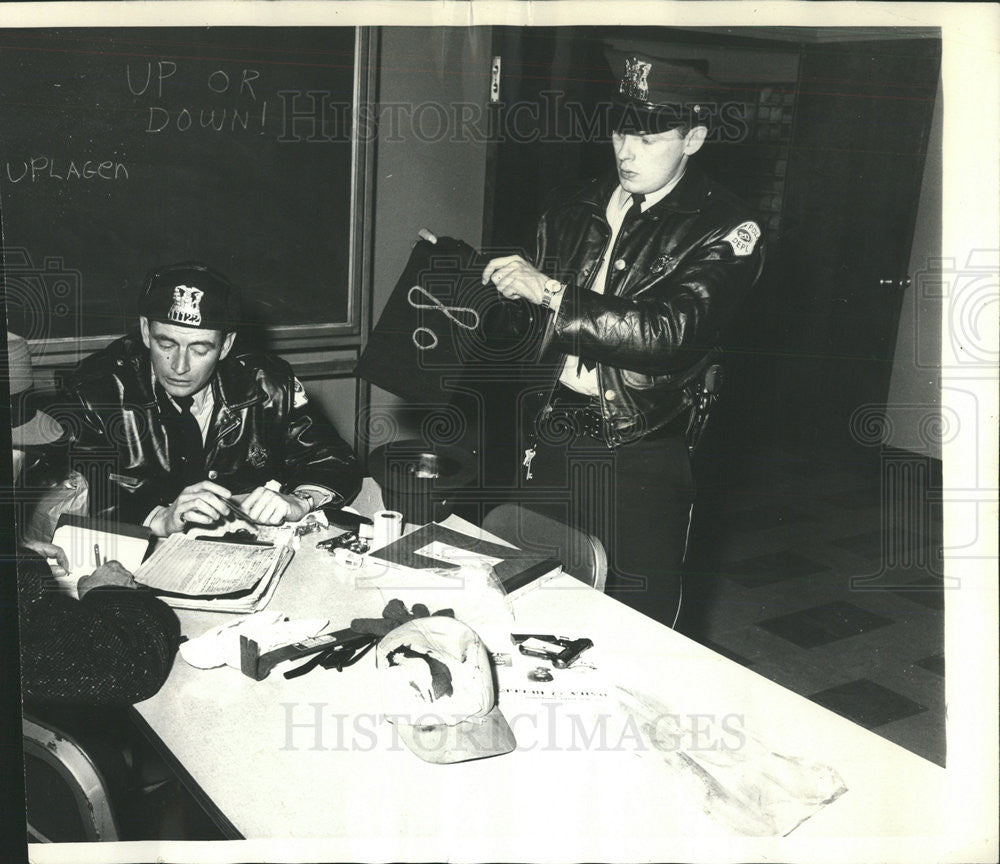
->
<box><xmin>533</xmin><ymin>385</ymin><xmax>687</xmax><ymax>449</ymax></box>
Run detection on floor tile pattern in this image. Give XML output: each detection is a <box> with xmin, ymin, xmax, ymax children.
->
<box><xmin>683</xmin><ymin>443</ymin><xmax>945</xmax><ymax>766</ymax></box>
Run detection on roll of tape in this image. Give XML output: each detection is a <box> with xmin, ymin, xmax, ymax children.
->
<box><xmin>372</xmin><ymin>510</ymin><xmax>404</xmax><ymax>548</ymax></box>
<box><xmin>332</xmin><ymin>547</ymin><xmax>363</xmax><ymax>570</ymax></box>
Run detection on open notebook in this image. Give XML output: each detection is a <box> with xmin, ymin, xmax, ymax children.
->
<box><xmin>50</xmin><ymin>515</ymin><xmax>154</xmax><ymax>599</ymax></box>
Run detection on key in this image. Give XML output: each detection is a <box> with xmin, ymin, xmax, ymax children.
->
<box><xmin>522</xmin><ymin>446</ymin><xmax>537</xmax><ymax>481</ymax></box>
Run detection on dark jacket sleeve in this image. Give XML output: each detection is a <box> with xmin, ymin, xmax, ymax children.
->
<box><xmin>17</xmin><ymin>554</ymin><xmax>180</xmax><ymax>706</ymax></box>
<box><xmin>547</xmin><ymin>224</ymin><xmax>764</xmax><ymax>376</ymax></box>
<box><xmin>60</xmin><ymin>368</ymin><xmax>166</xmax><ymax>525</ymax></box>
<box><xmin>278</xmin><ymin>373</ymin><xmax>362</xmax><ymax>506</ymax></box>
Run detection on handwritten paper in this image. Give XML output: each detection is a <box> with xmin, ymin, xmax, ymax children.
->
<box><xmin>133</xmin><ymin>535</ymin><xmax>280</xmax><ymax>596</ymax></box>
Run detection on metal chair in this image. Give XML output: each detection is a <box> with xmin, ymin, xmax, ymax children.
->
<box><xmin>22</xmin><ymin>714</ymin><xmax>121</xmax><ymax>842</ymax></box>
<box><xmin>482</xmin><ymin>502</ymin><xmax>608</xmax><ymax>591</ymax></box>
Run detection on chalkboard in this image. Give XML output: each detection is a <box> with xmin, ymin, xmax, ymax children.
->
<box><xmin>0</xmin><ymin>27</ymin><xmax>362</xmax><ymax>340</ymax></box>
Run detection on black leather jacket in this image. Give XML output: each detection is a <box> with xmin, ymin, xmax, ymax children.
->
<box><xmin>61</xmin><ymin>333</ymin><xmax>361</xmax><ymax>524</ymax></box>
<box><xmin>533</xmin><ymin>164</ymin><xmax>765</xmax><ymax>444</ymax></box>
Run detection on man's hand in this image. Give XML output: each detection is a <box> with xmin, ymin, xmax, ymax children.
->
<box><xmin>21</xmin><ymin>539</ymin><xmax>70</xmax><ymax>576</ymax></box>
<box><xmin>151</xmin><ymin>480</ymin><xmax>232</xmax><ymax>536</ymax></box>
<box><xmin>77</xmin><ymin>560</ymin><xmax>138</xmax><ymax>598</ymax></box>
<box><xmin>240</xmin><ymin>486</ymin><xmax>311</xmax><ymax>526</ymax></box>
<box><xmin>482</xmin><ymin>255</ymin><xmax>550</xmax><ymax>305</ymax></box>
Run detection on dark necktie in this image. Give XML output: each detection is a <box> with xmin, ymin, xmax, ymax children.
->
<box><xmin>170</xmin><ymin>393</ymin><xmax>205</xmax><ymax>486</ymax></box>
<box><xmin>579</xmin><ymin>193</ymin><xmax>645</xmax><ymax>374</ymax></box>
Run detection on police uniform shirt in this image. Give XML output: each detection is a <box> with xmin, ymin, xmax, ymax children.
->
<box><xmin>558</xmin><ymin>174</ymin><xmax>682</xmax><ymax>396</ymax></box>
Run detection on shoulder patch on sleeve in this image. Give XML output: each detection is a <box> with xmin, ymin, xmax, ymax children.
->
<box><xmin>722</xmin><ymin>221</ymin><xmax>761</xmax><ymax>257</ymax></box>
<box><xmin>292</xmin><ymin>377</ymin><xmax>309</xmax><ymax>409</ymax></box>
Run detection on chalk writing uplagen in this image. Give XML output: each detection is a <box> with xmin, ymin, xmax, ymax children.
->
<box><xmin>6</xmin><ymin>158</ymin><xmax>128</xmax><ymax>183</ymax></box>
<box><xmin>0</xmin><ymin>27</ymin><xmax>358</xmax><ymax>336</ymax></box>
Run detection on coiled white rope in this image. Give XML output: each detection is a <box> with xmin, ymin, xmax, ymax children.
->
<box><xmin>407</xmin><ymin>284</ymin><xmax>481</xmax><ymax>351</ymax></box>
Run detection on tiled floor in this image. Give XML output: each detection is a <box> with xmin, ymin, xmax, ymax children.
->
<box><xmin>682</xmin><ymin>441</ymin><xmax>946</xmax><ymax>767</ymax></box>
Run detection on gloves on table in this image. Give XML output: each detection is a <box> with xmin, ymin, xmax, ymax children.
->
<box><xmin>350</xmin><ymin>598</ymin><xmax>455</xmax><ymax>639</ymax></box>
<box><xmin>284</xmin><ymin>600</ymin><xmax>457</xmax><ymax>679</ymax></box>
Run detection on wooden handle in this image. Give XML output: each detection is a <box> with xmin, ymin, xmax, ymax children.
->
<box><xmin>239</xmin><ymin>628</ymin><xmax>362</xmax><ymax>680</ymax></box>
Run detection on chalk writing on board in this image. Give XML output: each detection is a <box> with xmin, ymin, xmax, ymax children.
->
<box><xmin>127</xmin><ymin>61</ymin><xmax>269</xmax><ymax>136</ymax></box>
<box><xmin>5</xmin><ymin>158</ymin><xmax>129</xmax><ymax>183</ymax></box>
<box><xmin>126</xmin><ymin>62</ymin><xmax>261</xmax><ymax>100</ymax></box>
<box><xmin>146</xmin><ymin>104</ymin><xmax>268</xmax><ymax>134</ymax></box>
<box><xmin>0</xmin><ymin>27</ymin><xmax>360</xmax><ymax>337</ymax></box>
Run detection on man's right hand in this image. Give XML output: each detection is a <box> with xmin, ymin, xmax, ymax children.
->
<box><xmin>77</xmin><ymin>560</ymin><xmax>138</xmax><ymax>597</ymax></box>
<box><xmin>150</xmin><ymin>480</ymin><xmax>232</xmax><ymax>536</ymax></box>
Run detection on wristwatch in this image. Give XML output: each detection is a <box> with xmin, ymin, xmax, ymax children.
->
<box><xmin>289</xmin><ymin>490</ymin><xmax>315</xmax><ymax>511</ymax></box>
<box><xmin>541</xmin><ymin>278</ymin><xmax>565</xmax><ymax>309</ymax></box>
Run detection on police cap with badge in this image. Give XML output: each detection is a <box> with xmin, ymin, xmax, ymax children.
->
<box><xmin>607</xmin><ymin>49</ymin><xmax>722</xmax><ymax>135</ymax></box>
<box><xmin>139</xmin><ymin>262</ymin><xmax>242</xmax><ymax>332</ymax></box>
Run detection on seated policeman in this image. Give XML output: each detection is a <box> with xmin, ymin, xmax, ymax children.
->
<box><xmin>63</xmin><ymin>262</ymin><xmax>362</xmax><ymax>535</ymax></box>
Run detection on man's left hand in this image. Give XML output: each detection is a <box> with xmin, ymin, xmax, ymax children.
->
<box><xmin>482</xmin><ymin>255</ymin><xmax>549</xmax><ymax>305</ymax></box>
<box><xmin>240</xmin><ymin>487</ymin><xmax>311</xmax><ymax>525</ymax></box>
<box><xmin>21</xmin><ymin>539</ymin><xmax>70</xmax><ymax>576</ymax></box>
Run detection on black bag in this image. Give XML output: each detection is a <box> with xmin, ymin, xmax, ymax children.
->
<box><xmin>355</xmin><ymin>236</ymin><xmax>534</xmax><ymax>406</ymax></box>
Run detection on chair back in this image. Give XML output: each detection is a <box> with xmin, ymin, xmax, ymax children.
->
<box><xmin>22</xmin><ymin>714</ymin><xmax>120</xmax><ymax>842</ymax></box>
<box><xmin>482</xmin><ymin>503</ymin><xmax>607</xmax><ymax>591</ymax></box>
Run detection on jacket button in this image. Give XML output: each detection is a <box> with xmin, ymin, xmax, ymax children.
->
<box><xmin>604</xmin><ymin>389</ymin><xmax>616</xmax><ymax>400</ymax></box>
<box><xmin>613</xmin><ymin>258</ymin><xmax>627</xmax><ymax>271</ymax></box>
<box><xmin>208</xmin><ymin>470</ymin><xmax>218</xmax><ymax>480</ymax></box>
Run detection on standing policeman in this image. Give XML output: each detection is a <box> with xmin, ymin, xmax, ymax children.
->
<box><xmin>482</xmin><ymin>54</ymin><xmax>765</xmax><ymax>626</ymax></box>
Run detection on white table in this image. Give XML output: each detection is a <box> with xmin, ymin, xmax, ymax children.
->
<box><xmin>89</xmin><ymin>514</ymin><xmax>950</xmax><ymax>863</ymax></box>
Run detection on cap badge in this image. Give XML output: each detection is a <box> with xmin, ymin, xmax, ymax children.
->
<box><xmin>167</xmin><ymin>285</ymin><xmax>204</xmax><ymax>327</ymax></box>
<box><xmin>621</xmin><ymin>57</ymin><xmax>652</xmax><ymax>101</ymax></box>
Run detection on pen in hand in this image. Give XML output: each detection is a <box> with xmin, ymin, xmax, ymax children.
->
<box><xmin>94</xmin><ymin>544</ymin><xmax>101</xmax><ymax>568</ymax></box>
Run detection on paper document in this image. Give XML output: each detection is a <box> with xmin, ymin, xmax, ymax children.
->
<box><xmin>133</xmin><ymin>534</ymin><xmax>280</xmax><ymax>596</ymax></box>
<box><xmin>369</xmin><ymin>523</ymin><xmax>560</xmax><ymax>592</ymax></box>
<box><xmin>412</xmin><ymin>540</ymin><xmax>505</xmax><ymax>569</ymax></box>
<box><xmin>50</xmin><ymin>515</ymin><xmax>153</xmax><ymax>598</ymax></box>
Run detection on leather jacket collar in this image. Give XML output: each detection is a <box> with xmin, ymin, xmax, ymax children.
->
<box><xmin>117</xmin><ymin>331</ymin><xmax>264</xmax><ymax>413</ymax></box>
<box><xmin>564</xmin><ymin>163</ymin><xmax>711</xmax><ymax>220</ymax></box>
<box><xmin>63</xmin><ymin>331</ymin><xmax>363</xmax><ymax>524</ymax></box>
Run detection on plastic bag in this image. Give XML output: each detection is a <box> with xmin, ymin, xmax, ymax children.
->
<box><xmin>615</xmin><ymin>685</ymin><xmax>847</xmax><ymax>836</ymax></box>
<box><xmin>20</xmin><ymin>470</ymin><xmax>89</xmax><ymax>544</ymax></box>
